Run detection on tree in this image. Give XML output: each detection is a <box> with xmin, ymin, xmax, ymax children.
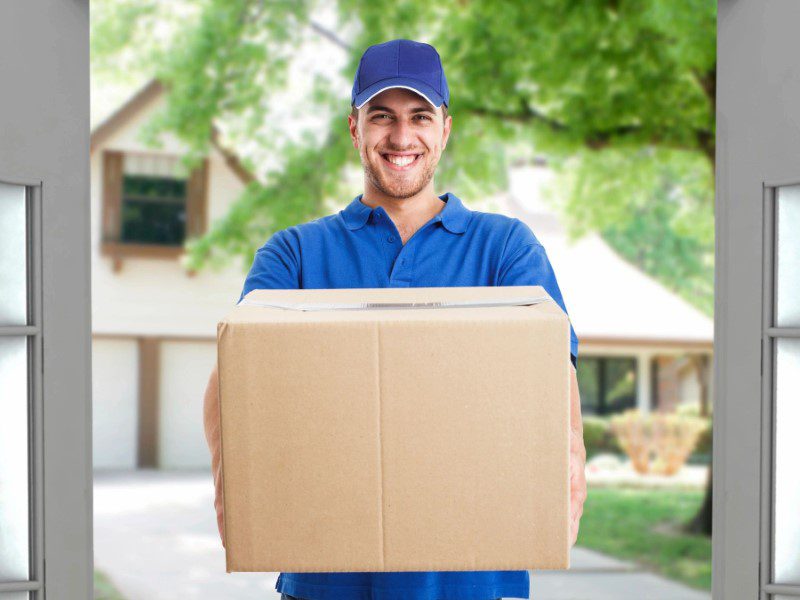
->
<box><xmin>92</xmin><ymin>0</ymin><xmax>716</xmax><ymax>533</ymax></box>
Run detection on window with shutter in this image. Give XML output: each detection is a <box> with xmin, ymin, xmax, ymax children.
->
<box><xmin>100</xmin><ymin>150</ymin><xmax>209</xmax><ymax>271</ymax></box>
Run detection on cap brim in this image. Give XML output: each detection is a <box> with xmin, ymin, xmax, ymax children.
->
<box><xmin>353</xmin><ymin>77</ymin><xmax>444</xmax><ymax>109</ymax></box>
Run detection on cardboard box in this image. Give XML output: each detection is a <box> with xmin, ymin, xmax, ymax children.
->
<box><xmin>217</xmin><ymin>285</ymin><xmax>571</xmax><ymax>573</ymax></box>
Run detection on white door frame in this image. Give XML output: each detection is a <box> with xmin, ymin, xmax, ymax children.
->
<box><xmin>715</xmin><ymin>1</ymin><xmax>800</xmax><ymax>598</ymax></box>
<box><xmin>0</xmin><ymin>1</ymin><xmax>92</xmax><ymax>598</ymax></box>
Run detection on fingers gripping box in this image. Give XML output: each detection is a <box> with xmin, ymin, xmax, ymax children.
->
<box><xmin>216</xmin><ymin>285</ymin><xmax>571</xmax><ymax>573</ymax></box>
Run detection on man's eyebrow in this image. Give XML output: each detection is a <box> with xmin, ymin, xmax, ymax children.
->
<box><xmin>366</xmin><ymin>105</ymin><xmax>435</xmax><ymax>114</ymax></box>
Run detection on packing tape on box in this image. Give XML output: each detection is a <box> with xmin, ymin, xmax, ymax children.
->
<box><xmin>236</xmin><ymin>295</ymin><xmax>552</xmax><ymax>312</ymax></box>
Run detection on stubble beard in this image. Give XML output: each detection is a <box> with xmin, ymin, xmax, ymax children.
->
<box><xmin>362</xmin><ymin>150</ymin><xmax>437</xmax><ymax>200</ymax></box>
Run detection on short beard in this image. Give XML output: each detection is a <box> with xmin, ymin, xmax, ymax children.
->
<box><xmin>362</xmin><ymin>152</ymin><xmax>437</xmax><ymax>200</ymax></box>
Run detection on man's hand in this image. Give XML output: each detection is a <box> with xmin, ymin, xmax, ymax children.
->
<box><xmin>568</xmin><ymin>363</ymin><xmax>587</xmax><ymax>547</ymax></box>
<box><xmin>203</xmin><ymin>364</ymin><xmax>225</xmax><ymax>548</ymax></box>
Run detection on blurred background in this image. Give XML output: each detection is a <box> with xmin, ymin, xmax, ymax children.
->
<box><xmin>89</xmin><ymin>1</ymin><xmax>716</xmax><ymax>598</ymax></box>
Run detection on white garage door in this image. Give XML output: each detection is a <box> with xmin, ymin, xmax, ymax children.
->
<box><xmin>92</xmin><ymin>338</ymin><xmax>139</xmax><ymax>469</ymax></box>
<box><xmin>159</xmin><ymin>340</ymin><xmax>216</xmax><ymax>469</ymax></box>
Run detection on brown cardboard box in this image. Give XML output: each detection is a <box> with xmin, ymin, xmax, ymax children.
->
<box><xmin>217</xmin><ymin>285</ymin><xmax>571</xmax><ymax>573</ymax></box>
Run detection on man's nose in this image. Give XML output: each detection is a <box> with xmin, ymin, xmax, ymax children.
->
<box><xmin>388</xmin><ymin>119</ymin><xmax>415</xmax><ymax>148</ymax></box>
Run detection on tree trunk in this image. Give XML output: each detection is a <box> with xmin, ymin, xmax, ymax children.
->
<box><xmin>686</xmin><ymin>83</ymin><xmax>716</xmax><ymax>537</ymax></box>
<box><xmin>686</xmin><ymin>461</ymin><xmax>713</xmax><ymax>536</ymax></box>
<box><xmin>691</xmin><ymin>354</ymin><xmax>711</xmax><ymax>417</ymax></box>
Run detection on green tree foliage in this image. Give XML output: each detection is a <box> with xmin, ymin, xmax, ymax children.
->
<box><xmin>91</xmin><ymin>0</ymin><xmax>716</xmax><ymax>313</ymax></box>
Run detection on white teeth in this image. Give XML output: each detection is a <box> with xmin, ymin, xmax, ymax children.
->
<box><xmin>385</xmin><ymin>154</ymin><xmax>417</xmax><ymax>166</ymax></box>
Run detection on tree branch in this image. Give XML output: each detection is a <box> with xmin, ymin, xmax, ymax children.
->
<box><xmin>210</xmin><ymin>125</ymin><xmax>257</xmax><ymax>184</ymax></box>
<box><xmin>462</xmin><ymin>99</ymin><xmax>712</xmax><ymax>157</ymax></box>
<box><xmin>691</xmin><ymin>64</ymin><xmax>717</xmax><ymax>166</ymax></box>
<box><xmin>309</xmin><ymin>20</ymin><xmax>351</xmax><ymax>51</ymax></box>
<box><xmin>462</xmin><ymin>98</ymin><xmax>566</xmax><ymax>131</ymax></box>
<box><xmin>692</xmin><ymin>64</ymin><xmax>716</xmax><ymax>110</ymax></box>
<box><xmin>696</xmin><ymin>128</ymin><xmax>715</xmax><ymax>166</ymax></box>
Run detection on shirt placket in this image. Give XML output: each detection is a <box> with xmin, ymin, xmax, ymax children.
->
<box><xmin>371</xmin><ymin>208</ymin><xmax>434</xmax><ymax>288</ymax></box>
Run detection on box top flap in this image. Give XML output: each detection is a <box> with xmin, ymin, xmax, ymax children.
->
<box><xmin>220</xmin><ymin>286</ymin><xmax>568</xmax><ymax>325</ymax></box>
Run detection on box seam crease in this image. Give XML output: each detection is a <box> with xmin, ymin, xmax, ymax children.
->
<box><xmin>376</xmin><ymin>321</ymin><xmax>387</xmax><ymax>569</ymax></box>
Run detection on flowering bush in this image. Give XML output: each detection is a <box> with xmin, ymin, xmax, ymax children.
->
<box><xmin>610</xmin><ymin>409</ymin><xmax>707</xmax><ymax>475</ymax></box>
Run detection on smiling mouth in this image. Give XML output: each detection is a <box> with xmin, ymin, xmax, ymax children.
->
<box><xmin>380</xmin><ymin>153</ymin><xmax>423</xmax><ymax>171</ymax></box>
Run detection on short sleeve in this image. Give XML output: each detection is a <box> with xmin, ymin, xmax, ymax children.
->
<box><xmin>237</xmin><ymin>232</ymin><xmax>300</xmax><ymax>303</ymax></box>
<box><xmin>498</xmin><ymin>242</ymin><xmax>579</xmax><ymax>368</ymax></box>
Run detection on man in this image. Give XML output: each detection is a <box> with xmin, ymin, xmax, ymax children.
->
<box><xmin>203</xmin><ymin>38</ymin><xmax>587</xmax><ymax>600</ymax></box>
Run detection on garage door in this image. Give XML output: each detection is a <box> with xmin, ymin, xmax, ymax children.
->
<box><xmin>92</xmin><ymin>338</ymin><xmax>139</xmax><ymax>469</ymax></box>
<box><xmin>158</xmin><ymin>340</ymin><xmax>216</xmax><ymax>469</ymax></box>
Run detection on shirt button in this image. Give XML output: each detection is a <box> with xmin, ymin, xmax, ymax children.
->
<box><xmin>387</xmin><ymin>235</ymin><xmax>395</xmax><ymax>243</ymax></box>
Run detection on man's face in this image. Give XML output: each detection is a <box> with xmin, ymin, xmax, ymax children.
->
<box><xmin>349</xmin><ymin>87</ymin><xmax>452</xmax><ymax>200</ymax></box>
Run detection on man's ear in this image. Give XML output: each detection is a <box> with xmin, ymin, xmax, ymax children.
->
<box><xmin>348</xmin><ymin>114</ymin><xmax>359</xmax><ymax>149</ymax></box>
<box><xmin>441</xmin><ymin>114</ymin><xmax>452</xmax><ymax>152</ymax></box>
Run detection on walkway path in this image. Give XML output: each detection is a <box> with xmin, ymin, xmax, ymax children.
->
<box><xmin>94</xmin><ymin>470</ymin><xmax>710</xmax><ymax>600</ymax></box>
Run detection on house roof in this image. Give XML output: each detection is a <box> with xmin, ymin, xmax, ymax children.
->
<box><xmin>500</xmin><ymin>165</ymin><xmax>713</xmax><ymax>348</ymax></box>
<box><xmin>90</xmin><ymin>77</ymin><xmax>255</xmax><ymax>186</ymax></box>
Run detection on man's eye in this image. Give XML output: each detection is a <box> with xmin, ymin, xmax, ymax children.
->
<box><xmin>372</xmin><ymin>114</ymin><xmax>430</xmax><ymax>121</ymax></box>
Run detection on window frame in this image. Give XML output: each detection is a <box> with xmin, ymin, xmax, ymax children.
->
<box><xmin>100</xmin><ymin>150</ymin><xmax>209</xmax><ymax>271</ymax></box>
<box><xmin>759</xmin><ymin>180</ymin><xmax>800</xmax><ymax>599</ymax></box>
<box><xmin>0</xmin><ymin>176</ymin><xmax>45</xmax><ymax>597</ymax></box>
<box><xmin>577</xmin><ymin>355</ymin><xmax>638</xmax><ymax>416</ymax></box>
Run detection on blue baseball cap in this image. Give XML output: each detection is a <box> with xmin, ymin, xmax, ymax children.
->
<box><xmin>351</xmin><ymin>39</ymin><xmax>450</xmax><ymax>110</ymax></box>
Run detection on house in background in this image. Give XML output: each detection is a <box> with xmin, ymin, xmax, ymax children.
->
<box><xmin>90</xmin><ymin>79</ymin><xmax>253</xmax><ymax>470</ymax></box>
<box><xmin>500</xmin><ymin>165</ymin><xmax>713</xmax><ymax>419</ymax></box>
<box><xmin>89</xmin><ymin>78</ymin><xmax>713</xmax><ymax>471</ymax></box>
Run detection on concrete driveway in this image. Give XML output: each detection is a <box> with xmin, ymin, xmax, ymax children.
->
<box><xmin>94</xmin><ymin>470</ymin><xmax>709</xmax><ymax>600</ymax></box>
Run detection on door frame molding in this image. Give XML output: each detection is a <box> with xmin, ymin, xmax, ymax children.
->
<box><xmin>1</xmin><ymin>1</ymin><xmax>93</xmax><ymax>597</ymax></box>
<box><xmin>715</xmin><ymin>2</ymin><xmax>800</xmax><ymax>598</ymax></box>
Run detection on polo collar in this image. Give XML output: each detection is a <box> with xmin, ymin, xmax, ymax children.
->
<box><xmin>341</xmin><ymin>192</ymin><xmax>471</xmax><ymax>234</ymax></box>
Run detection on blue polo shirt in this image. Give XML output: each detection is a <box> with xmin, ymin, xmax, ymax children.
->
<box><xmin>238</xmin><ymin>191</ymin><xmax>578</xmax><ymax>600</ymax></box>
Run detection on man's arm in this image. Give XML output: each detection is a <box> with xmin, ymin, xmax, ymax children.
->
<box><xmin>202</xmin><ymin>364</ymin><xmax>225</xmax><ymax>547</ymax></box>
<box><xmin>568</xmin><ymin>363</ymin><xmax>587</xmax><ymax>547</ymax></box>
<box><xmin>497</xmin><ymin>239</ymin><xmax>579</xmax><ymax>367</ymax></box>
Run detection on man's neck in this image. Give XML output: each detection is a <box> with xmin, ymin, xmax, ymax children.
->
<box><xmin>360</xmin><ymin>185</ymin><xmax>445</xmax><ymax>243</ymax></box>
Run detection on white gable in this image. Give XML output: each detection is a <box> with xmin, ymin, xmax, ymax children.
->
<box><xmin>90</xmin><ymin>84</ymin><xmax>252</xmax><ymax>337</ymax></box>
<box><xmin>499</xmin><ymin>165</ymin><xmax>713</xmax><ymax>345</ymax></box>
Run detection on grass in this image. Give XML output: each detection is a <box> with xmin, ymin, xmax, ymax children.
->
<box><xmin>94</xmin><ymin>569</ymin><xmax>127</xmax><ymax>600</ymax></box>
<box><xmin>578</xmin><ymin>486</ymin><xmax>712</xmax><ymax>591</ymax></box>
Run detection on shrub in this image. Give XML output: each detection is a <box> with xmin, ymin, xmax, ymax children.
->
<box><xmin>675</xmin><ymin>401</ymin><xmax>713</xmax><ymax>418</ymax></box>
<box><xmin>609</xmin><ymin>410</ymin><xmax>652</xmax><ymax>474</ymax></box>
<box><xmin>582</xmin><ymin>416</ymin><xmax>622</xmax><ymax>457</ymax></box>
<box><xmin>675</xmin><ymin>404</ymin><xmax>713</xmax><ymax>456</ymax></box>
<box><xmin>609</xmin><ymin>409</ymin><xmax>707</xmax><ymax>475</ymax></box>
<box><xmin>583</xmin><ymin>416</ymin><xmax>609</xmax><ymax>451</ymax></box>
<box><xmin>693</xmin><ymin>419</ymin><xmax>713</xmax><ymax>455</ymax></box>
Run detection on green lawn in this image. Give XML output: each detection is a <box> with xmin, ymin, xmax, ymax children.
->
<box><xmin>578</xmin><ymin>486</ymin><xmax>712</xmax><ymax>591</ymax></box>
<box><xmin>94</xmin><ymin>569</ymin><xmax>127</xmax><ymax>600</ymax></box>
